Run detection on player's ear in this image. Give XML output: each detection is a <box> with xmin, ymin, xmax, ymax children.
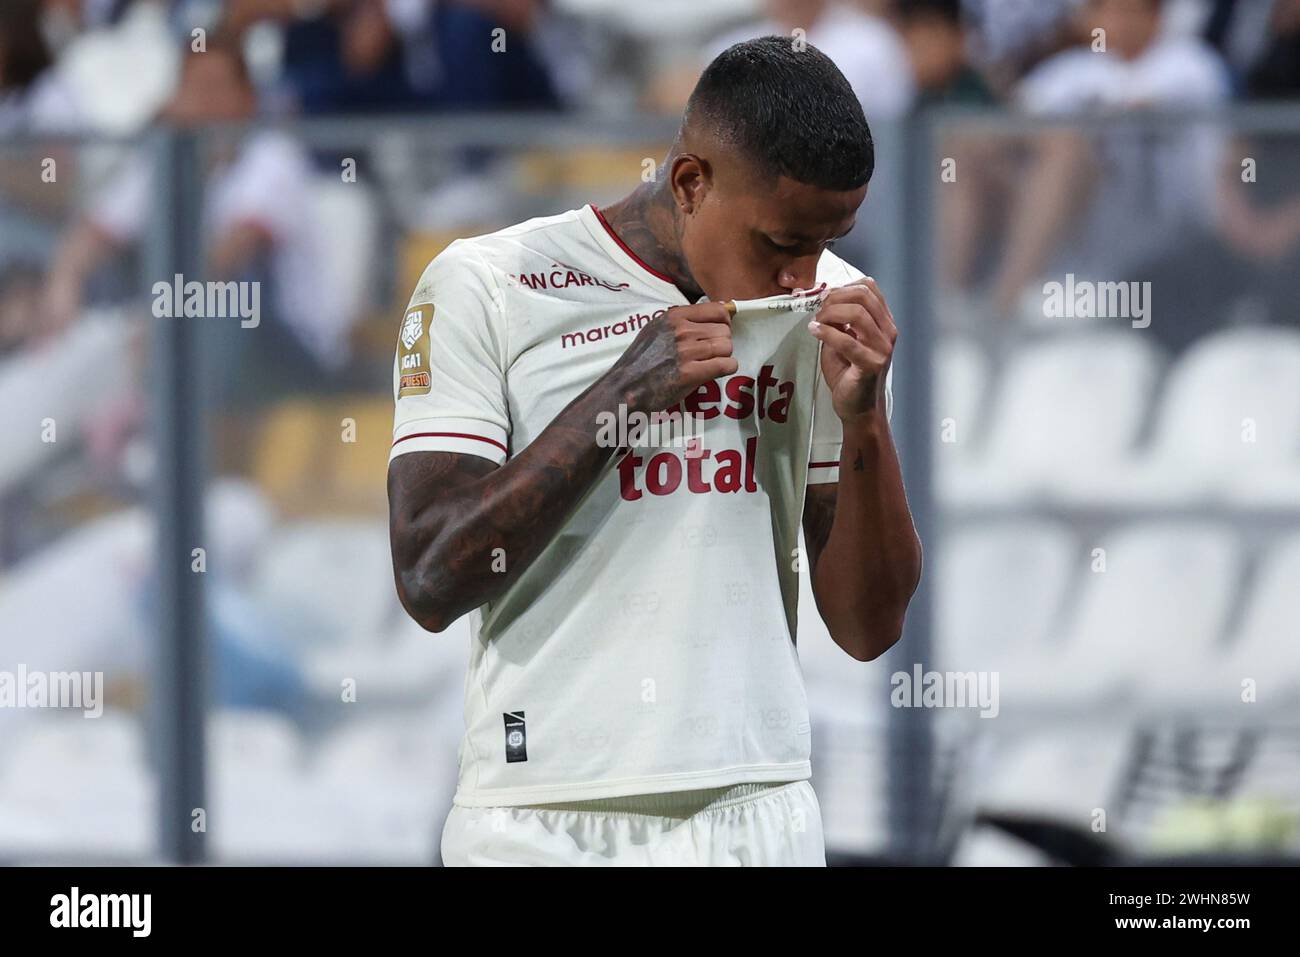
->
<box><xmin>669</xmin><ymin>153</ymin><xmax>710</xmax><ymax>214</ymax></box>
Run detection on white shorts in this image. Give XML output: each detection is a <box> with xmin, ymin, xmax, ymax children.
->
<box><xmin>440</xmin><ymin>780</ymin><xmax>826</xmax><ymax>867</ymax></box>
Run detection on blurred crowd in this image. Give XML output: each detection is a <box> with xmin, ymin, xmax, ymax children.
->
<box><xmin>1</xmin><ymin>0</ymin><xmax>1297</xmax><ymax>130</ymax></box>
<box><xmin>0</xmin><ymin>0</ymin><xmax>1297</xmax><ymax>356</ymax></box>
<box><xmin>0</xmin><ymin>0</ymin><xmax>1295</xmax><ymax>359</ymax></box>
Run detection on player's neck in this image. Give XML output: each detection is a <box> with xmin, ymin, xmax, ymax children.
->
<box><xmin>600</xmin><ymin>180</ymin><xmax>705</xmax><ymax>302</ymax></box>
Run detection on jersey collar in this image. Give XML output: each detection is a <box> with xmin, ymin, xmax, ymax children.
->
<box><xmin>581</xmin><ymin>203</ymin><xmax>692</xmax><ymax>305</ymax></box>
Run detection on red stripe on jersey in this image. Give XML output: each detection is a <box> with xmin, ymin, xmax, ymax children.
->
<box><xmin>590</xmin><ymin>204</ymin><xmax>680</xmax><ymax>287</ymax></box>
<box><xmin>809</xmin><ymin>461</ymin><xmax>839</xmax><ymax>469</ymax></box>
<box><xmin>393</xmin><ymin>432</ymin><xmax>508</xmax><ymax>454</ymax></box>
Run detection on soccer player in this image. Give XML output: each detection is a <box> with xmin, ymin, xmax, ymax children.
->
<box><xmin>387</xmin><ymin>36</ymin><xmax>922</xmax><ymax>866</ymax></box>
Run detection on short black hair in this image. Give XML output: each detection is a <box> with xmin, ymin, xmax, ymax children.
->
<box><xmin>685</xmin><ymin>35</ymin><xmax>874</xmax><ymax>192</ymax></box>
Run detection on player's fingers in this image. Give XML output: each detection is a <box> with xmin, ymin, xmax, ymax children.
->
<box><xmin>861</xmin><ymin>277</ymin><xmax>898</xmax><ymax>339</ymax></box>
<box><xmin>810</xmin><ymin>318</ymin><xmax>888</xmax><ymax>370</ymax></box>
<box><xmin>688</xmin><ymin>356</ymin><xmax>740</xmax><ymax>381</ymax></box>
<box><xmin>680</xmin><ymin>336</ymin><xmax>733</xmax><ymax>361</ymax></box>
<box><xmin>680</xmin><ymin>302</ymin><xmax>734</xmax><ymax>325</ymax></box>
<box><xmin>817</xmin><ymin>302</ymin><xmax>892</xmax><ymax>353</ymax></box>
<box><xmin>822</xmin><ymin>283</ymin><xmax>896</xmax><ymax>342</ymax></box>
<box><xmin>676</xmin><ymin>316</ymin><xmax>734</xmax><ymax>341</ymax></box>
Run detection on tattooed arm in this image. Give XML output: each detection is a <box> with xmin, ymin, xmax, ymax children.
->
<box><xmin>800</xmin><ymin>427</ymin><xmax>920</xmax><ymax>662</ymax></box>
<box><xmin>388</xmin><ymin>300</ymin><xmax>736</xmax><ymax>632</ymax></box>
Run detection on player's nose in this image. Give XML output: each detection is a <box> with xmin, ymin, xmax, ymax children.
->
<box><xmin>777</xmin><ymin>259</ymin><xmax>819</xmax><ymax>294</ymax></box>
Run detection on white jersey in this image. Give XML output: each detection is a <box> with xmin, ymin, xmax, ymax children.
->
<box><xmin>390</xmin><ymin>203</ymin><xmax>889</xmax><ymax>807</ymax></box>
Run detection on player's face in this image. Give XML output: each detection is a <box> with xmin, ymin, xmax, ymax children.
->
<box><xmin>678</xmin><ymin>157</ymin><xmax>866</xmax><ymax>302</ymax></box>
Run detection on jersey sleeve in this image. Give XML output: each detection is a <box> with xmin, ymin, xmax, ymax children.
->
<box><xmin>807</xmin><ymin>263</ymin><xmax>896</xmax><ymax>486</ymax></box>
<box><xmin>807</xmin><ymin>357</ymin><xmax>843</xmax><ymax>485</ymax></box>
<box><xmin>390</xmin><ymin>241</ymin><xmax>510</xmax><ymax>466</ymax></box>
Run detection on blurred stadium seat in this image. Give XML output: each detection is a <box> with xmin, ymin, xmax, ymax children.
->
<box><xmin>932</xmin><ymin>336</ymin><xmax>989</xmax><ymax>466</ymax></box>
<box><xmin>943</xmin><ymin>334</ymin><xmax>1165</xmax><ymax>507</ymax></box>
<box><xmin>1215</xmin><ymin>531</ymin><xmax>1300</xmax><ymax>709</ymax></box>
<box><xmin>1076</xmin><ymin>328</ymin><xmax>1300</xmax><ymax>506</ymax></box>
<box><xmin>250</xmin><ymin>519</ymin><xmax>395</xmax><ymax>649</ymax></box>
<box><xmin>1053</xmin><ymin>521</ymin><xmax>1241</xmax><ymax>714</ymax></box>
<box><xmin>0</xmin><ymin>712</ymin><xmax>153</xmax><ymax>860</ymax></box>
<box><xmin>934</xmin><ymin>519</ymin><xmax>1075</xmax><ymax>699</ymax></box>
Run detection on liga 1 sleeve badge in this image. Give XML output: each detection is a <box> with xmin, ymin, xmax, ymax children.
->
<box><xmin>398</xmin><ymin>304</ymin><xmax>433</xmax><ymax>397</ymax></box>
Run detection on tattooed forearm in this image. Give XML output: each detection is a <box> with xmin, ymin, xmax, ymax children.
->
<box><xmin>804</xmin><ymin>417</ymin><xmax>923</xmax><ymax>661</ymax></box>
<box><xmin>801</xmin><ymin>483</ymin><xmax>838</xmax><ymax>577</ymax></box>
<box><xmin>388</xmin><ymin>375</ymin><xmax>629</xmax><ymax>631</ymax></box>
<box><xmin>388</xmin><ymin>287</ymin><xmax>734</xmax><ymax>631</ymax></box>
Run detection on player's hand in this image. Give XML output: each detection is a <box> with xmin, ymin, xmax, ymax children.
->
<box><xmin>808</xmin><ymin>278</ymin><xmax>895</xmax><ymax>420</ymax></box>
<box><xmin>607</xmin><ymin>302</ymin><xmax>737</xmax><ymax>413</ymax></box>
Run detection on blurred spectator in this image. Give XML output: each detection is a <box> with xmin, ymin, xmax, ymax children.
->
<box><xmin>222</xmin><ymin>0</ymin><xmax>575</xmax><ymax>113</ymax></box>
<box><xmin>1126</xmin><ymin>3</ymin><xmax>1300</xmax><ymax>354</ymax></box>
<box><xmin>965</xmin><ymin>0</ymin><xmax>1229</xmax><ymax>315</ymax></box>
<box><xmin>40</xmin><ymin>0</ymin><xmax>180</xmax><ymax>136</ymax></box>
<box><xmin>0</xmin><ymin>263</ymin><xmax>46</xmax><ymax>358</ymax></box>
<box><xmin>1129</xmin><ymin>135</ymin><xmax>1300</xmax><ymax>354</ymax></box>
<box><xmin>41</xmin><ymin>42</ymin><xmax>354</xmax><ymax>401</ymax></box>
<box><xmin>961</xmin><ymin>0</ymin><xmax>1087</xmax><ymax>92</ymax></box>
<box><xmin>0</xmin><ymin>0</ymin><xmax>84</xmax><ymax>135</ymax></box>
<box><xmin>897</xmin><ymin>0</ymin><xmax>996</xmax><ymax>106</ymax></box>
<box><xmin>0</xmin><ymin>480</ymin><xmax>308</xmax><ymax>720</ymax></box>
<box><xmin>647</xmin><ymin>0</ymin><xmax>915</xmax><ymax>120</ymax></box>
<box><xmin>1201</xmin><ymin>0</ymin><xmax>1282</xmax><ymax>94</ymax></box>
<box><xmin>1246</xmin><ymin>0</ymin><xmax>1300</xmax><ymax>97</ymax></box>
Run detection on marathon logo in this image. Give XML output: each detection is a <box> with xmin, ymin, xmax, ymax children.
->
<box><xmin>561</xmin><ymin>309</ymin><xmax>665</xmax><ymax>349</ymax></box>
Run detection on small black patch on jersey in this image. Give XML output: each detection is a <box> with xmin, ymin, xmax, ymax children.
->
<box><xmin>503</xmin><ymin>711</ymin><xmax>528</xmax><ymax>763</ymax></box>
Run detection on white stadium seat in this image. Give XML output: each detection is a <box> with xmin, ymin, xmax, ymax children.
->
<box><xmin>206</xmin><ymin>710</ymin><xmax>327</xmax><ymax>862</ymax></box>
<box><xmin>934</xmin><ymin>520</ymin><xmax>1077</xmax><ymax>713</ymax></box>
<box><xmin>942</xmin><ymin>334</ymin><xmax>1163</xmax><ymax>506</ymax></box>
<box><xmin>208</xmin><ymin>709</ymin><xmax>305</xmax><ymax>775</ymax></box>
<box><xmin>311</xmin><ymin>713</ymin><xmax>456</xmax><ymax>862</ymax></box>
<box><xmin>936</xmin><ymin>519</ymin><xmax>1075</xmax><ymax>668</ymax></box>
<box><xmin>0</xmin><ymin>712</ymin><xmax>153</xmax><ymax>860</ymax></box>
<box><xmin>952</xmin><ymin>725</ymin><xmax>1136</xmax><ymax>863</ymax></box>
<box><xmin>251</xmin><ymin>520</ymin><xmax>396</xmax><ymax>650</ymax></box>
<box><xmin>932</xmin><ymin>337</ymin><xmax>989</xmax><ymax>467</ymax></box>
<box><xmin>299</xmin><ymin>611</ymin><xmax>469</xmax><ymax>705</ymax></box>
<box><xmin>1080</xmin><ymin>328</ymin><xmax>1300</xmax><ymax>506</ymax></box>
<box><xmin>1051</xmin><ymin>522</ymin><xmax>1240</xmax><ymax>713</ymax></box>
<box><xmin>1208</xmin><ymin>533</ymin><xmax>1300</xmax><ymax>710</ymax></box>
